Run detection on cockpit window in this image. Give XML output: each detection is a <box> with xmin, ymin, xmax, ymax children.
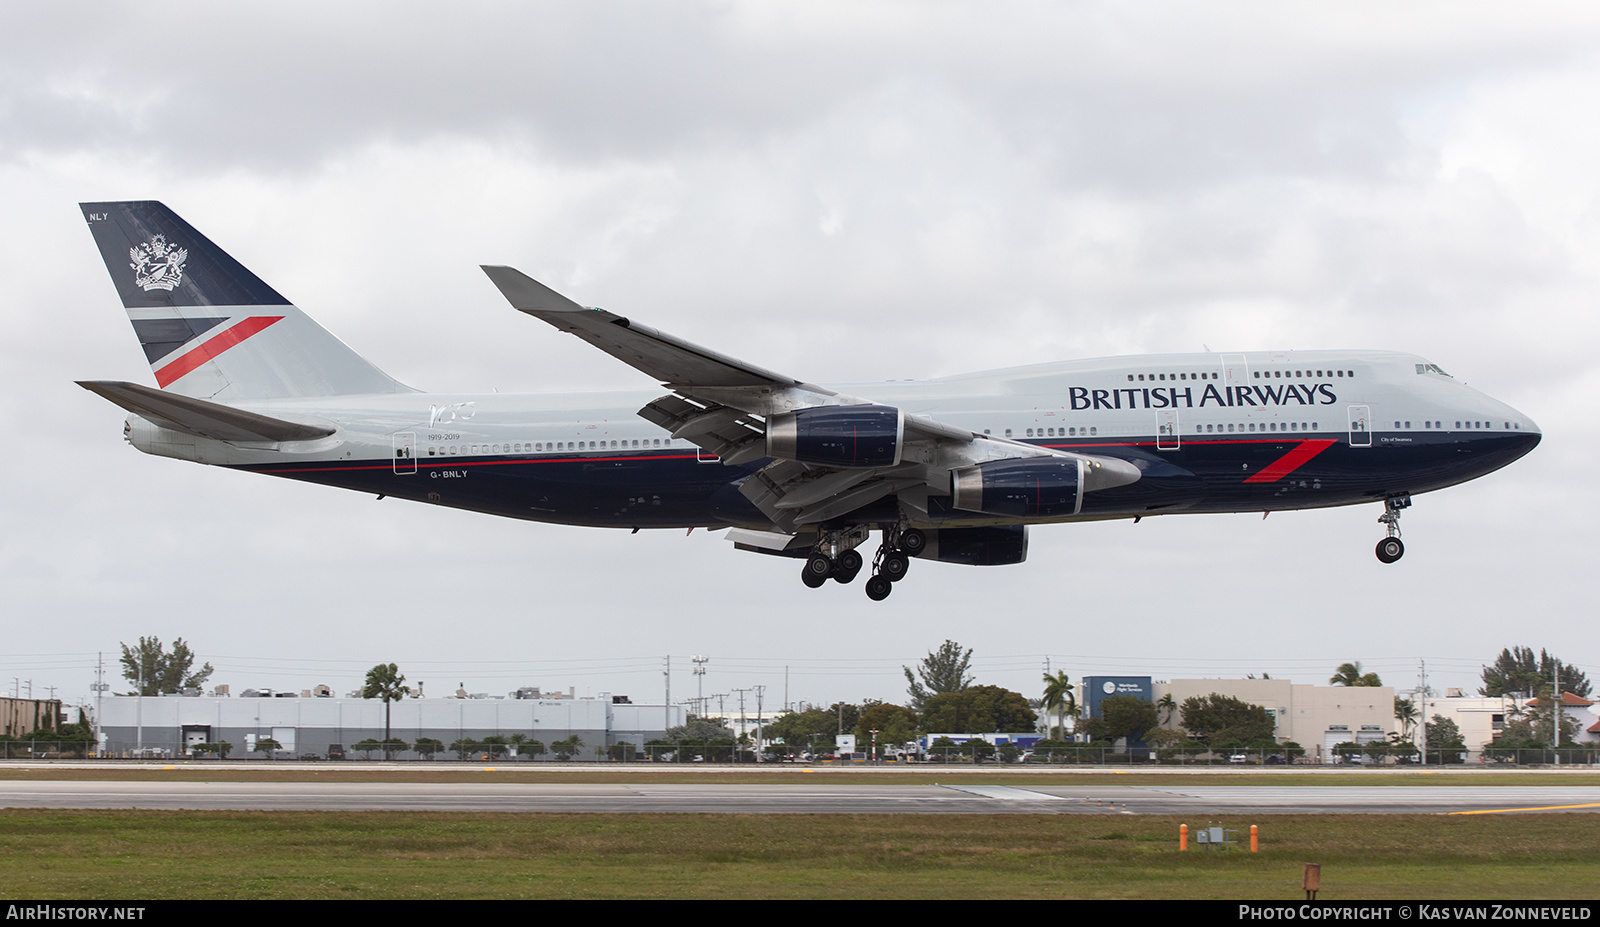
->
<box><xmin>1416</xmin><ymin>363</ymin><xmax>1452</xmax><ymax>377</ymax></box>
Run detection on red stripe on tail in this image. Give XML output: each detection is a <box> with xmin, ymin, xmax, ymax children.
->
<box><xmin>154</xmin><ymin>316</ymin><xmax>284</xmax><ymax>387</ymax></box>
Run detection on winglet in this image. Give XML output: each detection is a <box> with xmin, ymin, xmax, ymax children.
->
<box><xmin>480</xmin><ymin>266</ymin><xmax>588</xmax><ymax>313</ymax></box>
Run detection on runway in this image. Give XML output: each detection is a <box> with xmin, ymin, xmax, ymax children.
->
<box><xmin>4</xmin><ymin>780</ymin><xmax>1599</xmax><ymax>814</ymax></box>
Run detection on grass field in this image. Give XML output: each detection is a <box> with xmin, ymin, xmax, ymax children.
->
<box><xmin>1</xmin><ymin>809</ymin><xmax>1596</xmax><ymax>899</ymax></box>
<box><xmin>3</xmin><ymin>765</ymin><xmax>1596</xmax><ymax>899</ymax></box>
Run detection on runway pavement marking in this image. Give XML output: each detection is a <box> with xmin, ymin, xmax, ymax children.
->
<box><xmin>939</xmin><ymin>785</ymin><xmax>1066</xmax><ymax>801</ymax></box>
<box><xmin>1448</xmin><ymin>803</ymin><xmax>1600</xmax><ymax>815</ymax></box>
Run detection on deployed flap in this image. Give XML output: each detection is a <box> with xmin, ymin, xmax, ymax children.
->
<box><xmin>637</xmin><ymin>394</ymin><xmax>767</xmax><ymax>464</ymax></box>
<box><xmin>481</xmin><ymin>266</ymin><xmax>814</xmax><ymax>390</ymax></box>
<box><xmin>78</xmin><ymin>380</ymin><xmax>335</xmax><ymax>443</ymax></box>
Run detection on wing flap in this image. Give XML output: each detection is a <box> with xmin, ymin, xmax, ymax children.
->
<box><xmin>78</xmin><ymin>380</ymin><xmax>335</xmax><ymax>443</ymax></box>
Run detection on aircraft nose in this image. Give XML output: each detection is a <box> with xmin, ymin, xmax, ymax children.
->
<box><xmin>1509</xmin><ymin>408</ymin><xmax>1541</xmax><ymax>454</ymax></box>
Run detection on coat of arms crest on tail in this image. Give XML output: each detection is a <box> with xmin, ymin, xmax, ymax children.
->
<box><xmin>129</xmin><ymin>234</ymin><xmax>187</xmax><ymax>292</ymax></box>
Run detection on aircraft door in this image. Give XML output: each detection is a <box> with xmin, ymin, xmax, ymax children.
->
<box><xmin>392</xmin><ymin>432</ymin><xmax>417</xmax><ymax>474</ymax></box>
<box><xmin>1223</xmin><ymin>355</ymin><xmax>1249</xmax><ymax>388</ymax></box>
<box><xmin>1347</xmin><ymin>406</ymin><xmax>1371</xmax><ymax>447</ymax></box>
<box><xmin>1156</xmin><ymin>410</ymin><xmax>1181</xmax><ymax>451</ymax></box>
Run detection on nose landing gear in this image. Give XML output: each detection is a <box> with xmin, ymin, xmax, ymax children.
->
<box><xmin>1375</xmin><ymin>494</ymin><xmax>1410</xmax><ymax>563</ymax></box>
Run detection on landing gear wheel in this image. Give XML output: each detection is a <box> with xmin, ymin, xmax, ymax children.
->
<box><xmin>899</xmin><ymin>528</ymin><xmax>927</xmax><ymax>555</ymax></box>
<box><xmin>837</xmin><ymin>549</ymin><xmax>863</xmax><ymax>573</ymax></box>
<box><xmin>881</xmin><ymin>552</ymin><xmax>910</xmax><ymax>582</ymax></box>
<box><xmin>1375</xmin><ymin>494</ymin><xmax>1410</xmax><ymax>564</ymax></box>
<box><xmin>803</xmin><ymin>554</ymin><xmax>833</xmax><ymax>588</ymax></box>
<box><xmin>865</xmin><ymin>575</ymin><xmax>893</xmax><ymax>601</ymax></box>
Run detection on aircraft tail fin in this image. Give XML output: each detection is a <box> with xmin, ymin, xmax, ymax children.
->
<box><xmin>80</xmin><ymin>201</ymin><xmax>411</xmax><ymax>401</ymax></box>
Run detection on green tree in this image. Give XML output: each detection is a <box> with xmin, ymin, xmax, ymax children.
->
<box><xmin>1084</xmin><ymin>695</ymin><xmax>1159</xmax><ymax>748</ymax></box>
<box><xmin>1425</xmin><ymin>715</ymin><xmax>1464</xmax><ymax>751</ymax></box>
<box><xmin>1178</xmin><ymin>694</ymin><xmax>1276</xmax><ymax>748</ymax></box>
<box><xmin>1523</xmin><ymin>697</ymin><xmax>1585</xmax><ymax>747</ymax></box>
<box><xmin>254</xmin><ymin>737</ymin><xmax>281</xmax><ymax>759</ymax></box>
<box><xmin>903</xmin><ymin>640</ymin><xmax>974</xmax><ymax>711</ymax></box>
<box><xmin>449</xmin><ymin>738</ymin><xmax>479</xmax><ymax>760</ymax></box>
<box><xmin>1156</xmin><ymin>692</ymin><xmax>1176</xmax><ymax>725</ymax></box>
<box><xmin>119</xmin><ymin>637</ymin><xmax>213</xmax><ymax>696</ymax></box>
<box><xmin>361</xmin><ymin>663</ymin><xmax>411</xmax><ymax>758</ymax></box>
<box><xmin>1480</xmin><ymin>647</ymin><xmax>1591</xmax><ymax>698</ymax></box>
<box><xmin>1041</xmin><ymin>672</ymin><xmax>1075</xmax><ymax>739</ymax></box>
<box><xmin>1427</xmin><ymin>717</ymin><xmax>1465</xmax><ymax>762</ymax></box>
<box><xmin>1329</xmin><ymin>661</ymin><xmax>1382</xmax><ymax>687</ymax></box>
<box><xmin>509</xmin><ymin>734</ymin><xmax>545</xmax><ymax>761</ymax></box>
<box><xmin>667</xmin><ymin>717</ymin><xmax>735</xmax><ymax>743</ymax></box>
<box><xmin>855</xmin><ymin>703</ymin><xmax>919</xmax><ymax>753</ymax></box>
<box><xmin>477</xmin><ymin>735</ymin><xmax>510</xmax><ymax>759</ymax></box>
<box><xmin>1394</xmin><ymin>697</ymin><xmax>1418</xmax><ymax>738</ymax></box>
<box><xmin>959</xmin><ymin>738</ymin><xmax>997</xmax><ymax>763</ymax></box>
<box><xmin>550</xmin><ymin>735</ymin><xmax>584</xmax><ymax>761</ymax></box>
<box><xmin>413</xmin><ymin>737</ymin><xmax>443</xmax><ymax>760</ymax></box>
<box><xmin>919</xmin><ymin>685</ymin><xmax>1037</xmax><ymax>734</ymax></box>
<box><xmin>765</xmin><ymin>705</ymin><xmax>842</xmax><ymax>752</ymax></box>
<box><xmin>352</xmin><ymin>738</ymin><xmax>383</xmax><ymax>759</ymax></box>
<box><xmin>926</xmin><ymin>736</ymin><xmax>961</xmax><ymax>763</ymax></box>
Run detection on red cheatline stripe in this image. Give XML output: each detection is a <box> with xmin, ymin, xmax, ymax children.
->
<box><xmin>154</xmin><ymin>316</ymin><xmax>284</xmax><ymax>387</ymax></box>
<box><xmin>1243</xmin><ymin>438</ymin><xmax>1338</xmax><ymax>484</ymax></box>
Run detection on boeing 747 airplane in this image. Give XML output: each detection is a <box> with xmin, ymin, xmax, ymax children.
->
<box><xmin>79</xmin><ymin>201</ymin><xmax>1540</xmax><ymax>600</ymax></box>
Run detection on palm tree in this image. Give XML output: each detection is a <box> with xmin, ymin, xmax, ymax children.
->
<box><xmin>1157</xmin><ymin>693</ymin><xmax>1177</xmax><ymax>726</ymax></box>
<box><xmin>1394</xmin><ymin>696</ymin><xmax>1417</xmax><ymax>739</ymax></box>
<box><xmin>1041</xmin><ymin>671</ymin><xmax>1075</xmax><ymax>740</ymax></box>
<box><xmin>1329</xmin><ymin>661</ymin><xmax>1383</xmax><ymax>687</ymax></box>
<box><xmin>362</xmin><ymin>663</ymin><xmax>412</xmax><ymax>758</ymax></box>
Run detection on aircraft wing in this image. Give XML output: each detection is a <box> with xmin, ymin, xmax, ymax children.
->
<box><xmin>482</xmin><ymin>265</ymin><xmax>1139</xmax><ymax>531</ymax></box>
<box><xmin>480</xmin><ymin>266</ymin><xmax>814</xmax><ymax>391</ymax></box>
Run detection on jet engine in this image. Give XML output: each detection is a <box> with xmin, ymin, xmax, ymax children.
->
<box><xmin>951</xmin><ymin>458</ymin><xmax>1082</xmax><ymax>518</ymax></box>
<box><xmin>766</xmin><ymin>404</ymin><xmax>903</xmax><ymax>468</ymax></box>
<box><xmin>910</xmin><ymin>525</ymin><xmax>1028</xmax><ymax>565</ymax></box>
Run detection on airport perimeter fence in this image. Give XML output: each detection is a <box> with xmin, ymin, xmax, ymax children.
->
<box><xmin>11</xmin><ymin>739</ymin><xmax>1600</xmax><ymax>766</ymax></box>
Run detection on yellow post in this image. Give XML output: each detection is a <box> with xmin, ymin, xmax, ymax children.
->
<box><xmin>1250</xmin><ymin>824</ymin><xmax>1259</xmax><ymax>852</ymax></box>
<box><xmin>1180</xmin><ymin>823</ymin><xmax>1188</xmax><ymax>851</ymax></box>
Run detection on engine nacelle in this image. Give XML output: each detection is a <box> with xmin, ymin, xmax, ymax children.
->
<box><xmin>911</xmin><ymin>526</ymin><xmax>1028</xmax><ymax>565</ymax></box>
<box><xmin>951</xmin><ymin>458</ymin><xmax>1082</xmax><ymax>518</ymax></box>
<box><xmin>767</xmin><ymin>404</ymin><xmax>903</xmax><ymax>468</ymax></box>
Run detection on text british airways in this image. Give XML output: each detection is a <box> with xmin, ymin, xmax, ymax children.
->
<box><xmin>1068</xmin><ymin>383</ymin><xmax>1339</xmax><ymax>411</ymax></box>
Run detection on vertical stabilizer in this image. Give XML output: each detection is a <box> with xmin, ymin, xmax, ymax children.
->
<box><xmin>81</xmin><ymin>201</ymin><xmax>410</xmax><ymax>401</ymax></box>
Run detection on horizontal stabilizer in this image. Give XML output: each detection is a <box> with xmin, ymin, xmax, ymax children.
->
<box><xmin>77</xmin><ymin>380</ymin><xmax>335</xmax><ymax>443</ymax></box>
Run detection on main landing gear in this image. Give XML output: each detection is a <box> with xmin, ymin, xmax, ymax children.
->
<box><xmin>864</xmin><ymin>526</ymin><xmax>923</xmax><ymax>601</ymax></box>
<box><xmin>800</xmin><ymin>525</ymin><xmax>926</xmax><ymax>601</ymax></box>
<box><xmin>1375</xmin><ymin>494</ymin><xmax>1410</xmax><ymax>564</ymax></box>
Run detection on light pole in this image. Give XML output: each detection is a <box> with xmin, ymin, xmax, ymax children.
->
<box><xmin>692</xmin><ymin>655</ymin><xmax>708</xmax><ymax>716</ymax></box>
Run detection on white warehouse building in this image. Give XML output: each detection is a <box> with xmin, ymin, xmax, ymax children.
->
<box><xmin>96</xmin><ymin>693</ymin><xmax>685</xmax><ymax>760</ymax></box>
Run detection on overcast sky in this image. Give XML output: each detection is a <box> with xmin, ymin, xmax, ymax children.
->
<box><xmin>4</xmin><ymin>2</ymin><xmax>1597</xmax><ymax>717</ymax></box>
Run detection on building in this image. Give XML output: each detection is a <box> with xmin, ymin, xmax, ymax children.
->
<box><xmin>94</xmin><ymin>692</ymin><xmax>684</xmax><ymax>760</ymax></box>
<box><xmin>1153</xmin><ymin>678</ymin><xmax>1396</xmax><ymax>761</ymax></box>
<box><xmin>0</xmin><ymin>697</ymin><xmax>64</xmax><ymax>737</ymax></box>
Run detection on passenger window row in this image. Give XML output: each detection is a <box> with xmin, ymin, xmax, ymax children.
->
<box><xmin>428</xmin><ymin>438</ymin><xmax>673</xmax><ymax>457</ymax></box>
